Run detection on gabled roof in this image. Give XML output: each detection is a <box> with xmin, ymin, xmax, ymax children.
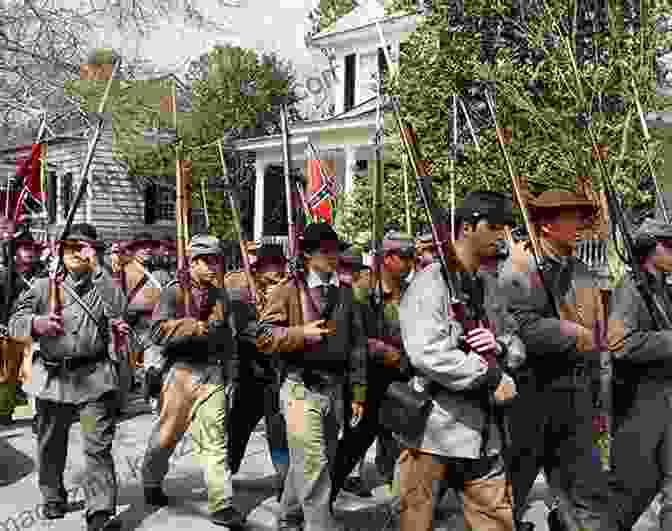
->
<box><xmin>329</xmin><ymin>96</ymin><xmax>378</xmax><ymax>120</ymax></box>
<box><xmin>312</xmin><ymin>0</ymin><xmax>408</xmax><ymax>40</ymax></box>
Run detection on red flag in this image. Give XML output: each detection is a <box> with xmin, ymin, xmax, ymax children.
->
<box><xmin>307</xmin><ymin>159</ymin><xmax>334</xmax><ymax>225</ymax></box>
<box><xmin>14</xmin><ymin>143</ymin><xmax>45</xmax><ymax>223</ymax></box>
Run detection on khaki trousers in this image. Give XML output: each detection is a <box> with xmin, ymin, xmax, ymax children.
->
<box><xmin>398</xmin><ymin>448</ymin><xmax>514</xmax><ymax>531</ymax></box>
<box><xmin>141</xmin><ymin>367</ymin><xmax>233</xmax><ymax>513</ymax></box>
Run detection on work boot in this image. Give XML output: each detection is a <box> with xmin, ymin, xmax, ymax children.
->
<box><xmin>86</xmin><ymin>511</ymin><xmax>121</xmax><ymax>531</ymax></box>
<box><xmin>42</xmin><ymin>502</ymin><xmax>67</xmax><ymax>519</ymax></box>
<box><xmin>143</xmin><ymin>486</ymin><xmax>169</xmax><ymax>507</ymax></box>
<box><xmin>210</xmin><ymin>506</ymin><xmax>245</xmax><ymax>527</ymax></box>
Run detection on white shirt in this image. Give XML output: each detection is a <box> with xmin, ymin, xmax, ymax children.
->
<box><xmin>305</xmin><ymin>270</ymin><xmax>340</xmax><ymax>289</ymax></box>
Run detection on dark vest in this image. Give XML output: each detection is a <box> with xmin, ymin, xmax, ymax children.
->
<box><xmin>293</xmin><ymin>284</ymin><xmax>355</xmax><ymax>373</ymax></box>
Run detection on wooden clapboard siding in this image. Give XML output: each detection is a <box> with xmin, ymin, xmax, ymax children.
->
<box><xmin>87</xmin><ymin>126</ymin><xmax>145</xmax><ymax>240</ymax></box>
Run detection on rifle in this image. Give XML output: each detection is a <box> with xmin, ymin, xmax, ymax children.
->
<box><xmin>374</xmin><ymin>22</ymin><xmax>494</xmax><ymax>355</ymax></box>
<box><xmin>371</xmin><ymin>61</ymin><xmax>385</xmax><ymax>341</ymax></box>
<box><xmin>482</xmin><ymin>88</ymin><xmax>561</xmax><ymax>320</ymax></box>
<box><xmin>217</xmin><ymin>139</ymin><xmax>258</xmax><ymax>308</ymax></box>
<box><xmin>280</xmin><ymin>104</ymin><xmax>303</xmax><ymax>279</ymax></box>
<box><xmin>48</xmin><ymin>56</ymin><xmax>120</xmax><ymax>317</ymax></box>
<box><xmin>554</xmin><ymin>21</ymin><xmax>672</xmax><ymax>330</ymax></box>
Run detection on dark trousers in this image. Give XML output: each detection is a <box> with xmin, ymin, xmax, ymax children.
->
<box><xmin>505</xmin><ymin>372</ymin><xmax>614</xmax><ymax>531</ymax></box>
<box><xmin>608</xmin><ymin>380</ymin><xmax>672</xmax><ymax>530</ymax></box>
<box><xmin>227</xmin><ymin>374</ymin><xmax>288</xmax><ymax>475</ymax></box>
<box><xmin>36</xmin><ymin>391</ymin><xmax>118</xmax><ymax>520</ymax></box>
<box><xmin>330</xmin><ymin>365</ymin><xmax>403</xmax><ymax>503</ymax></box>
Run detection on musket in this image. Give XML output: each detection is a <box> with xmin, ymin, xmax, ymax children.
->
<box><xmin>554</xmin><ymin>20</ymin><xmax>672</xmax><ymax>330</ymax></box>
<box><xmin>280</xmin><ymin>104</ymin><xmax>303</xmax><ymax>277</ymax></box>
<box><xmin>631</xmin><ymin>78</ymin><xmax>670</xmax><ymax>223</ymax></box>
<box><xmin>371</xmin><ymin>62</ymin><xmax>385</xmax><ymax>340</ymax></box>
<box><xmin>217</xmin><ymin>139</ymin><xmax>258</xmax><ymax>308</ymax></box>
<box><xmin>482</xmin><ymin>88</ymin><xmax>561</xmax><ymax>319</ymax></box>
<box><xmin>375</xmin><ymin>22</ymin><xmax>493</xmax><ymax>348</ymax></box>
<box><xmin>48</xmin><ymin>55</ymin><xmax>120</xmax><ymax>343</ymax></box>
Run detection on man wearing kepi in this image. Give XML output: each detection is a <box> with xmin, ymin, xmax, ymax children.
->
<box><xmin>499</xmin><ymin>190</ymin><xmax>614</xmax><ymax>531</ymax></box>
<box><xmin>606</xmin><ymin>217</ymin><xmax>672</xmax><ymax>531</ymax></box>
<box><xmin>330</xmin><ymin>231</ymin><xmax>415</xmax><ymax>502</ymax></box>
<box><xmin>10</xmin><ymin>223</ymin><xmax>128</xmax><ymax>531</ymax></box>
<box><xmin>141</xmin><ymin>234</ymin><xmax>246</xmax><ymax>527</ymax></box>
<box><xmin>257</xmin><ymin>222</ymin><xmax>367</xmax><ymax>531</ymax></box>
<box><xmin>397</xmin><ymin>191</ymin><xmax>517</xmax><ymax>531</ymax></box>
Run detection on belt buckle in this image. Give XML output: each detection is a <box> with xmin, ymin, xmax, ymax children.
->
<box><xmin>62</xmin><ymin>357</ymin><xmax>76</xmax><ymax>372</ymax></box>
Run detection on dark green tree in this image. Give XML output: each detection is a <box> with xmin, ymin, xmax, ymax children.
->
<box><xmin>65</xmin><ymin>44</ymin><xmax>301</xmax><ymax>240</ymax></box>
<box><xmin>336</xmin><ymin>0</ymin><xmax>672</xmax><ymax>239</ymax></box>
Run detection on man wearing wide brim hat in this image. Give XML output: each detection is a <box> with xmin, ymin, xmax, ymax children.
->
<box><xmin>605</xmin><ymin>217</ymin><xmax>672</xmax><ymax>531</ymax></box>
<box><xmin>114</xmin><ymin>230</ymin><xmax>170</xmax><ymax>413</ymax></box>
<box><xmin>0</xmin><ymin>227</ymin><xmax>44</xmax><ymax>426</ymax></box>
<box><xmin>141</xmin><ymin>233</ymin><xmax>247</xmax><ymax>527</ymax></box>
<box><xmin>224</xmin><ymin>242</ymin><xmax>290</xmax><ymax>502</ymax></box>
<box><xmin>499</xmin><ymin>189</ymin><xmax>613</xmax><ymax>531</ymax></box>
<box><xmin>9</xmin><ymin>222</ymin><xmax>129</xmax><ymax>530</ymax></box>
<box><xmin>257</xmin><ymin>222</ymin><xmax>367</xmax><ymax>531</ymax></box>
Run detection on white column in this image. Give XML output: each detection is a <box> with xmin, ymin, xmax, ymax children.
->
<box><xmin>253</xmin><ymin>157</ymin><xmax>265</xmax><ymax>242</ymax></box>
<box><xmin>344</xmin><ymin>145</ymin><xmax>356</xmax><ymax>195</ymax></box>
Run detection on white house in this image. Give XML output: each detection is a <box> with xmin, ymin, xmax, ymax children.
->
<box><xmin>231</xmin><ymin>0</ymin><xmax>418</xmax><ymax>244</ymax></box>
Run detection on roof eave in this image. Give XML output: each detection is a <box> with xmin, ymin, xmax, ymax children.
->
<box><xmin>308</xmin><ymin>13</ymin><xmax>416</xmax><ymax>46</ymax></box>
<box><xmin>232</xmin><ymin>113</ymin><xmax>376</xmax><ymax>152</ymax></box>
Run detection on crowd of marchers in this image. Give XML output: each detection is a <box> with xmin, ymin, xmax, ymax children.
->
<box><xmin>0</xmin><ymin>187</ymin><xmax>671</xmax><ymax>531</ymax></box>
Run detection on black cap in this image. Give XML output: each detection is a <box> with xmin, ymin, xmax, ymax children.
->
<box><xmin>64</xmin><ymin>223</ymin><xmax>104</xmax><ymax>248</ymax></box>
<box><xmin>301</xmin><ymin>222</ymin><xmax>350</xmax><ymax>254</ymax></box>
<box><xmin>257</xmin><ymin>243</ymin><xmax>287</xmax><ymax>264</ymax></box>
<box><xmin>456</xmin><ymin>191</ymin><xmax>514</xmax><ymax>227</ymax></box>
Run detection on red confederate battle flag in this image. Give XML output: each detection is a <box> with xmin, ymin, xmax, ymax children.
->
<box><xmin>306</xmin><ymin>158</ymin><xmax>338</xmax><ymax>225</ymax></box>
<box><xmin>13</xmin><ymin>143</ymin><xmax>46</xmax><ymax>223</ymax></box>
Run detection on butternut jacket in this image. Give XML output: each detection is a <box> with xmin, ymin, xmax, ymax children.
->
<box><xmin>498</xmin><ymin>239</ymin><xmax>606</xmax><ymax>386</ymax></box>
<box><xmin>256</xmin><ymin>276</ymin><xmax>367</xmax><ymax>403</ymax></box>
<box><xmin>150</xmin><ymin>279</ymin><xmax>254</xmax><ymax>383</ymax></box>
<box><xmin>224</xmin><ymin>268</ymin><xmax>286</xmax><ymax>381</ymax></box>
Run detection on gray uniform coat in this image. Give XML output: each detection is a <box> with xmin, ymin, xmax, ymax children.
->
<box><xmin>398</xmin><ymin>262</ymin><xmax>504</xmax><ymax>459</ymax></box>
<box><xmin>9</xmin><ymin>269</ymin><xmax>126</xmax><ymax>404</ymax></box>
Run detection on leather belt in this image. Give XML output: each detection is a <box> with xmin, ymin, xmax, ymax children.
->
<box><xmin>38</xmin><ymin>351</ymin><xmax>108</xmax><ymax>372</ymax></box>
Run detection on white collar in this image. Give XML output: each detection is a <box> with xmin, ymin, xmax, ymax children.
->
<box><xmin>306</xmin><ymin>270</ymin><xmax>340</xmax><ymax>289</ymax></box>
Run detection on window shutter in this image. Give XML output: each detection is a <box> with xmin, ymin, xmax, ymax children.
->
<box><xmin>344</xmin><ymin>54</ymin><xmax>356</xmax><ymax>111</ymax></box>
<box><xmin>144</xmin><ymin>182</ymin><xmax>158</xmax><ymax>224</ymax></box>
<box><xmin>47</xmin><ymin>171</ymin><xmax>57</xmax><ymax>224</ymax></box>
<box><xmin>61</xmin><ymin>173</ymin><xmax>73</xmax><ymax>218</ymax></box>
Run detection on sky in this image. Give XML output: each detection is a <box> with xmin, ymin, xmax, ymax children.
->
<box><xmin>89</xmin><ymin>0</ymin><xmax>324</xmax><ymax>79</ymax></box>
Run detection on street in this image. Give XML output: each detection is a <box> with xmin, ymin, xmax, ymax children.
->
<box><xmin>0</xmin><ymin>393</ymin><xmax>660</xmax><ymax>531</ymax></box>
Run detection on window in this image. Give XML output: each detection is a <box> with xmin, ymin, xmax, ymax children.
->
<box><xmin>344</xmin><ymin>53</ymin><xmax>356</xmax><ymax>111</ymax></box>
<box><xmin>47</xmin><ymin>171</ymin><xmax>57</xmax><ymax>224</ymax></box>
<box><xmin>378</xmin><ymin>47</ymin><xmax>391</xmax><ymax>78</ymax></box>
<box><xmin>61</xmin><ymin>172</ymin><xmax>73</xmax><ymax>218</ymax></box>
<box><xmin>157</xmin><ymin>183</ymin><xmax>176</xmax><ymax>221</ymax></box>
<box><xmin>144</xmin><ymin>179</ymin><xmax>176</xmax><ymax>224</ymax></box>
